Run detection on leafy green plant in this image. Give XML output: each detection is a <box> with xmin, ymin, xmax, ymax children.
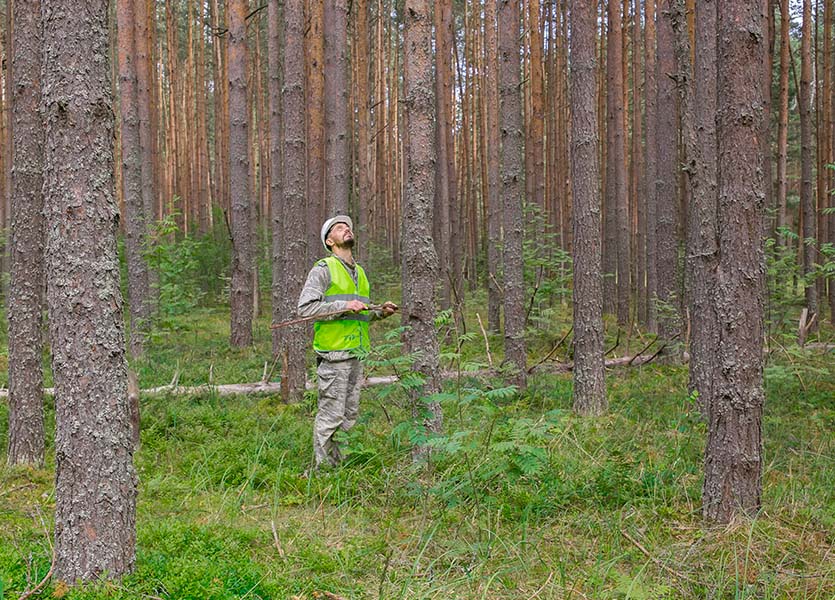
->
<box><xmin>145</xmin><ymin>214</ymin><xmax>231</xmax><ymax>317</ymax></box>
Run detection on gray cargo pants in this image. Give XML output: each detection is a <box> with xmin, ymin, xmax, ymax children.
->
<box><xmin>313</xmin><ymin>357</ymin><xmax>363</xmax><ymax>467</ymax></box>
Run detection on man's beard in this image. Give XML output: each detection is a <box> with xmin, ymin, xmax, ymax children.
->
<box><xmin>335</xmin><ymin>237</ymin><xmax>355</xmax><ymax>250</ymax></box>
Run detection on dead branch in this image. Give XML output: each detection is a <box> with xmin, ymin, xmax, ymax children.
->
<box><xmin>528</xmin><ymin>326</ymin><xmax>573</xmax><ymax>373</ymax></box>
<box><xmin>475</xmin><ymin>313</ymin><xmax>494</xmax><ymax>368</ymax></box>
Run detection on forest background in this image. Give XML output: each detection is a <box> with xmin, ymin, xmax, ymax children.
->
<box><xmin>0</xmin><ymin>0</ymin><xmax>834</xmax><ymax>597</ymax></box>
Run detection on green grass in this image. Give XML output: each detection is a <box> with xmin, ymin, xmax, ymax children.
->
<box><xmin>1</xmin><ymin>306</ymin><xmax>835</xmax><ymax>598</ymax></box>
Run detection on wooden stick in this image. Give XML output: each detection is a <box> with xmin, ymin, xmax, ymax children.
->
<box><xmin>528</xmin><ymin>326</ymin><xmax>573</xmax><ymax>373</ymax></box>
<box><xmin>476</xmin><ymin>313</ymin><xmax>494</xmax><ymax>368</ymax></box>
<box><xmin>621</xmin><ymin>529</ymin><xmax>701</xmax><ymax>586</ymax></box>
<box><xmin>269</xmin><ymin>304</ymin><xmax>395</xmax><ymax>329</ymax></box>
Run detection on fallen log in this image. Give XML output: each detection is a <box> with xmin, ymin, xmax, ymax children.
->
<box><xmin>0</xmin><ymin>353</ymin><xmax>671</xmax><ymax>400</ymax></box>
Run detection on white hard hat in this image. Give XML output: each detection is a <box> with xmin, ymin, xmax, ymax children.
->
<box><xmin>320</xmin><ymin>215</ymin><xmax>353</xmax><ymax>252</ymax></box>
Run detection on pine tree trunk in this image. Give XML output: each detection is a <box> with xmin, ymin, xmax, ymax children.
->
<box><xmin>655</xmin><ymin>0</ymin><xmax>680</xmax><ymax>343</ymax></box>
<box><xmin>485</xmin><ymin>0</ymin><xmax>502</xmax><ymax>332</ymax></box>
<box><xmin>633</xmin><ymin>0</ymin><xmax>646</xmax><ymax>327</ymax></box>
<box><xmin>606</xmin><ymin>0</ymin><xmax>630</xmax><ymax>325</ymax></box>
<box><xmin>570</xmin><ymin>0</ymin><xmax>607</xmax><ymax>416</ymax></box>
<box><xmin>1</xmin><ymin>2</ymin><xmax>11</xmax><ymax>289</ymax></box>
<box><xmin>228</xmin><ymin>0</ymin><xmax>254</xmax><ymax>346</ymax></box>
<box><xmin>277</xmin><ymin>0</ymin><xmax>308</xmax><ymax>403</ymax></box>
<box><xmin>402</xmin><ymin>0</ymin><xmax>443</xmax><ymax>449</ymax></box>
<box><xmin>196</xmin><ymin>3</ymin><xmax>210</xmax><ymax>234</ymax></box>
<box><xmin>43</xmin><ymin>0</ymin><xmax>137</xmax><ymax>579</ymax></box>
<box><xmin>269</xmin><ymin>0</ymin><xmax>283</xmax><ymax>345</ymax></box>
<box><xmin>324</xmin><ymin>0</ymin><xmax>350</xmax><ymax>214</ymax></box>
<box><xmin>7</xmin><ymin>0</ymin><xmax>45</xmax><ymax>466</ymax></box>
<box><xmin>499</xmin><ymin>0</ymin><xmax>527</xmax><ymax>388</ymax></box>
<box><xmin>703</xmin><ymin>0</ymin><xmax>766</xmax><ymax>524</ymax></box>
<box><xmin>210</xmin><ymin>0</ymin><xmax>229</xmax><ymax>217</ymax></box>
<box><xmin>800</xmin><ymin>0</ymin><xmax>817</xmax><ymax>323</ymax></box>
<box><xmin>355</xmin><ymin>0</ymin><xmax>371</xmax><ymax>239</ymax></box>
<box><xmin>118</xmin><ymin>0</ymin><xmax>151</xmax><ymax>359</ymax></box>
<box><xmin>0</xmin><ymin>8</ymin><xmax>8</xmax><ymax>287</ymax></box>
<box><xmin>673</xmin><ymin>0</ymin><xmax>718</xmax><ymax>415</ymax></box>
<box><xmin>644</xmin><ymin>0</ymin><xmax>658</xmax><ymax>331</ymax></box>
<box><xmin>776</xmin><ymin>0</ymin><xmax>789</xmax><ymax>244</ymax></box>
<box><xmin>306</xmin><ymin>0</ymin><xmax>325</xmax><ymax>260</ymax></box>
<box><xmin>528</xmin><ymin>0</ymin><xmax>545</xmax><ymax>220</ymax></box>
<box><xmin>433</xmin><ymin>0</ymin><xmax>452</xmax><ymax>309</ymax></box>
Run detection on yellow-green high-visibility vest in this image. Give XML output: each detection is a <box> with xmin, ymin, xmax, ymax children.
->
<box><xmin>313</xmin><ymin>256</ymin><xmax>371</xmax><ymax>352</ymax></box>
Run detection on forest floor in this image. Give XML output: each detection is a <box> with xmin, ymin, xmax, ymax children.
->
<box><xmin>1</xmin><ymin>305</ymin><xmax>834</xmax><ymax>599</ymax></box>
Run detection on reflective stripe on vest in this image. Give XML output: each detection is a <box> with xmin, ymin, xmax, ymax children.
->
<box><xmin>313</xmin><ymin>256</ymin><xmax>371</xmax><ymax>352</ymax></box>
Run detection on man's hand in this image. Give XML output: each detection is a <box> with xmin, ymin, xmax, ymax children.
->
<box><xmin>346</xmin><ymin>300</ymin><xmax>367</xmax><ymax>313</ymax></box>
<box><xmin>380</xmin><ymin>301</ymin><xmax>398</xmax><ymax>317</ymax></box>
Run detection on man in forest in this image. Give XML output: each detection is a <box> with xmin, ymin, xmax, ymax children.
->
<box><xmin>298</xmin><ymin>215</ymin><xmax>398</xmax><ymax>472</ymax></box>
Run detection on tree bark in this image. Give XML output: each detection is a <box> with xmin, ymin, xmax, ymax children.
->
<box><xmin>117</xmin><ymin>0</ymin><xmax>151</xmax><ymax>359</ymax></box>
<box><xmin>606</xmin><ymin>0</ymin><xmax>630</xmax><ymax>325</ymax></box>
<box><xmin>799</xmin><ymin>0</ymin><xmax>817</xmax><ymax>323</ymax></box>
<box><xmin>7</xmin><ymin>0</ymin><xmax>45</xmax><ymax>466</ymax></box>
<box><xmin>673</xmin><ymin>0</ymin><xmax>718</xmax><ymax>416</ymax></box>
<box><xmin>277</xmin><ymin>0</ymin><xmax>308</xmax><ymax>403</ymax></box>
<box><xmin>485</xmin><ymin>0</ymin><xmax>502</xmax><ymax>332</ymax></box>
<box><xmin>324</xmin><ymin>0</ymin><xmax>350</xmax><ymax>214</ymax></box>
<box><xmin>499</xmin><ymin>0</ymin><xmax>527</xmax><ymax>388</ymax></box>
<box><xmin>42</xmin><ymin>0</ymin><xmax>137</xmax><ymax>579</ymax></box>
<box><xmin>1</xmin><ymin>2</ymin><xmax>13</xmax><ymax>293</ymax></box>
<box><xmin>570</xmin><ymin>0</ymin><xmax>607</xmax><ymax>416</ymax></box>
<box><xmin>355</xmin><ymin>0</ymin><xmax>371</xmax><ymax>241</ymax></box>
<box><xmin>268</xmin><ymin>0</ymin><xmax>285</xmax><ymax>360</ymax></box>
<box><xmin>655</xmin><ymin>0</ymin><xmax>681</xmax><ymax>343</ymax></box>
<box><xmin>644</xmin><ymin>0</ymin><xmax>658</xmax><ymax>331</ymax></box>
<box><xmin>633</xmin><ymin>0</ymin><xmax>646</xmax><ymax>327</ymax></box>
<box><xmin>228</xmin><ymin>0</ymin><xmax>254</xmax><ymax>347</ymax></box>
<box><xmin>528</xmin><ymin>0</ymin><xmax>545</xmax><ymax>221</ymax></box>
<box><xmin>306</xmin><ymin>0</ymin><xmax>325</xmax><ymax>260</ymax></box>
<box><xmin>775</xmin><ymin>0</ymin><xmax>789</xmax><ymax>244</ymax></box>
<box><xmin>433</xmin><ymin>0</ymin><xmax>453</xmax><ymax>309</ymax></box>
<box><xmin>402</xmin><ymin>0</ymin><xmax>443</xmax><ymax>448</ymax></box>
<box><xmin>703</xmin><ymin>0</ymin><xmax>766</xmax><ymax>524</ymax></box>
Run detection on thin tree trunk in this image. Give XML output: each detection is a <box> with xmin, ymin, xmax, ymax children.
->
<box><xmin>776</xmin><ymin>0</ymin><xmax>789</xmax><ymax>244</ymax></box>
<box><xmin>7</xmin><ymin>0</ymin><xmax>45</xmax><ymax>466</ymax></box>
<box><xmin>529</xmin><ymin>0</ymin><xmax>545</xmax><ymax>220</ymax></box>
<box><xmin>434</xmin><ymin>0</ymin><xmax>452</xmax><ymax>309</ymax></box>
<box><xmin>485</xmin><ymin>0</ymin><xmax>502</xmax><ymax>332</ymax></box>
<box><xmin>402</xmin><ymin>0</ymin><xmax>443</xmax><ymax>450</ymax></box>
<box><xmin>278</xmin><ymin>0</ymin><xmax>308</xmax><ymax>403</ymax></box>
<box><xmin>570</xmin><ymin>0</ymin><xmax>607</xmax><ymax>416</ymax></box>
<box><xmin>118</xmin><ymin>0</ymin><xmax>150</xmax><ymax>359</ymax></box>
<box><xmin>324</xmin><ymin>0</ymin><xmax>350</xmax><ymax>214</ymax></box>
<box><xmin>43</xmin><ymin>0</ymin><xmax>137</xmax><ymax>579</ymax></box>
<box><xmin>655</xmin><ymin>0</ymin><xmax>680</xmax><ymax>343</ymax></box>
<box><xmin>703</xmin><ymin>0</ymin><xmax>766</xmax><ymax>524</ymax></box>
<box><xmin>633</xmin><ymin>0</ymin><xmax>646</xmax><ymax>326</ymax></box>
<box><xmin>644</xmin><ymin>0</ymin><xmax>658</xmax><ymax>331</ymax></box>
<box><xmin>607</xmin><ymin>0</ymin><xmax>630</xmax><ymax>325</ymax></box>
<box><xmin>306</xmin><ymin>0</ymin><xmax>325</xmax><ymax>260</ymax></box>
<box><xmin>196</xmin><ymin>3</ymin><xmax>210</xmax><ymax>234</ymax></box>
<box><xmin>673</xmin><ymin>0</ymin><xmax>718</xmax><ymax>416</ymax></box>
<box><xmin>228</xmin><ymin>0</ymin><xmax>254</xmax><ymax>346</ymax></box>
<box><xmin>499</xmin><ymin>0</ymin><xmax>527</xmax><ymax>388</ymax></box>
<box><xmin>211</xmin><ymin>0</ymin><xmax>229</xmax><ymax>216</ymax></box>
<box><xmin>800</xmin><ymin>0</ymin><xmax>817</xmax><ymax>323</ymax></box>
<box><xmin>355</xmin><ymin>0</ymin><xmax>371</xmax><ymax>240</ymax></box>
<box><xmin>269</xmin><ymin>0</ymin><xmax>284</xmax><ymax>362</ymax></box>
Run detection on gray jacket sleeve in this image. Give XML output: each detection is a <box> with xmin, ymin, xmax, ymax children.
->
<box><xmin>297</xmin><ymin>262</ymin><xmax>350</xmax><ymax>319</ymax></box>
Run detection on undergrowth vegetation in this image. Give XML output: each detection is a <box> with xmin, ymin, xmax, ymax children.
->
<box><xmin>1</xmin><ymin>301</ymin><xmax>834</xmax><ymax>598</ymax></box>
<box><xmin>1</xmin><ymin>231</ymin><xmax>834</xmax><ymax>598</ymax></box>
